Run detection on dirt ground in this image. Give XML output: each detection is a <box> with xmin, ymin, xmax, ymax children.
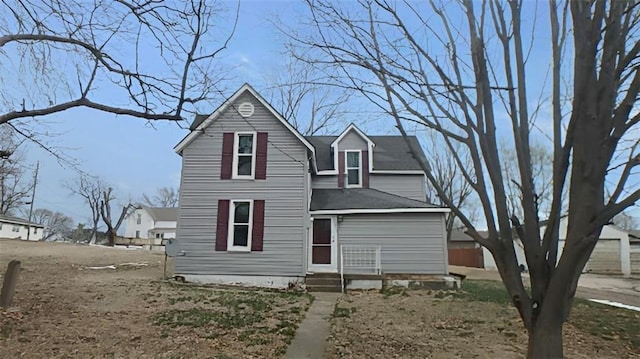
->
<box><xmin>0</xmin><ymin>239</ymin><xmax>311</xmax><ymax>358</ymax></box>
<box><xmin>3</xmin><ymin>240</ymin><xmax>638</xmax><ymax>359</ymax></box>
<box><xmin>327</xmin><ymin>289</ymin><xmax>639</xmax><ymax>359</ymax></box>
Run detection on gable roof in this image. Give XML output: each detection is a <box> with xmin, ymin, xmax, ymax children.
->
<box><xmin>306</xmin><ymin>135</ymin><xmax>427</xmax><ymax>172</ymax></box>
<box><xmin>331</xmin><ymin>123</ymin><xmax>375</xmax><ymax>148</ymax></box>
<box><xmin>144</xmin><ymin>207</ymin><xmax>178</xmax><ymax>222</ymax></box>
<box><xmin>449</xmin><ymin>229</ymin><xmax>489</xmax><ymax>242</ymax></box>
<box><xmin>310</xmin><ymin>188</ymin><xmax>447</xmax><ymax>214</ymax></box>
<box><xmin>174</xmin><ymin>84</ymin><xmax>317</xmax><ymax>166</ymax></box>
<box><xmin>0</xmin><ymin>214</ymin><xmax>44</xmax><ymax>228</ymax></box>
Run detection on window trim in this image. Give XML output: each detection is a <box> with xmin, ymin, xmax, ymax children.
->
<box><xmin>232</xmin><ymin>132</ymin><xmax>257</xmax><ymax>179</ymax></box>
<box><xmin>344</xmin><ymin>150</ymin><xmax>363</xmax><ymax>188</ymax></box>
<box><xmin>227</xmin><ymin>199</ymin><xmax>254</xmax><ymax>252</ymax></box>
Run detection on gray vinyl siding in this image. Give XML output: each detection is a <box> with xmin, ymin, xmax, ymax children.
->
<box><xmin>368</xmin><ymin>174</ymin><xmax>426</xmax><ymax>201</ymax></box>
<box><xmin>311</xmin><ymin>173</ymin><xmax>426</xmax><ymax>201</ymax></box>
<box><xmin>338</xmin><ymin>213</ymin><xmax>447</xmax><ymax>274</ymax></box>
<box><xmin>176</xmin><ymin>93</ymin><xmax>308</xmax><ymax>277</ymax></box>
<box><xmin>338</xmin><ymin>131</ymin><xmax>368</xmax><ymax>150</ymax></box>
<box><xmin>312</xmin><ymin>175</ymin><xmax>337</xmax><ymax>189</ymax></box>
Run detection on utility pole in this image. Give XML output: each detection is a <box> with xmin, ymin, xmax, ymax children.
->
<box><xmin>26</xmin><ymin>161</ymin><xmax>39</xmax><ymax>241</ymax></box>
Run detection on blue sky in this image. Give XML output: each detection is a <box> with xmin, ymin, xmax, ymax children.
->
<box><xmin>21</xmin><ymin>0</ymin><xmax>304</xmax><ymax>224</ymax></box>
<box><xmin>12</xmin><ymin>0</ymin><xmax>640</xmax><ymax>226</ymax></box>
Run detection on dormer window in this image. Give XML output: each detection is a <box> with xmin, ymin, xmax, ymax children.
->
<box><xmin>345</xmin><ymin>150</ymin><xmax>362</xmax><ymax>187</ymax></box>
<box><xmin>233</xmin><ymin>132</ymin><xmax>256</xmax><ymax>179</ymax></box>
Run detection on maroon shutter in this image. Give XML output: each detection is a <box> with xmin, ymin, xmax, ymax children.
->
<box><xmin>337</xmin><ymin>151</ymin><xmax>345</xmax><ymax>188</ymax></box>
<box><xmin>362</xmin><ymin>150</ymin><xmax>369</xmax><ymax>188</ymax></box>
<box><xmin>251</xmin><ymin>200</ymin><xmax>265</xmax><ymax>251</ymax></box>
<box><xmin>216</xmin><ymin>200</ymin><xmax>230</xmax><ymax>251</ymax></box>
<box><xmin>255</xmin><ymin>132</ymin><xmax>268</xmax><ymax>180</ymax></box>
<box><xmin>220</xmin><ymin>133</ymin><xmax>234</xmax><ymax>179</ymax></box>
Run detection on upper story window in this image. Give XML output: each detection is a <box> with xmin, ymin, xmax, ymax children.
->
<box><xmin>233</xmin><ymin>132</ymin><xmax>256</xmax><ymax>179</ymax></box>
<box><xmin>345</xmin><ymin>150</ymin><xmax>362</xmax><ymax>187</ymax></box>
<box><xmin>228</xmin><ymin>200</ymin><xmax>253</xmax><ymax>251</ymax></box>
<box><xmin>136</xmin><ymin>213</ymin><xmax>141</xmax><ymax>225</ymax></box>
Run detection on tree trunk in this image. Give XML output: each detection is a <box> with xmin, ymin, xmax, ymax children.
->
<box><xmin>527</xmin><ymin>317</ymin><xmax>564</xmax><ymax>358</ymax></box>
<box><xmin>107</xmin><ymin>230</ymin><xmax>116</xmax><ymax>247</ymax></box>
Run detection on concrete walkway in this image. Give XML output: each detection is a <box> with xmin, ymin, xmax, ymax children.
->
<box><xmin>286</xmin><ymin>292</ymin><xmax>340</xmax><ymax>359</ymax></box>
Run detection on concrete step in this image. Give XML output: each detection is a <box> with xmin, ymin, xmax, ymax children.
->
<box><xmin>306</xmin><ymin>273</ymin><xmax>342</xmax><ymax>292</ymax></box>
<box><xmin>306</xmin><ymin>284</ymin><xmax>342</xmax><ymax>293</ymax></box>
<box><xmin>306</xmin><ymin>272</ymin><xmax>341</xmax><ymax>278</ymax></box>
<box><xmin>305</xmin><ymin>277</ymin><xmax>342</xmax><ymax>286</ymax></box>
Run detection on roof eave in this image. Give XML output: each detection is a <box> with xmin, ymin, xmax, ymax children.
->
<box><xmin>310</xmin><ymin>207</ymin><xmax>450</xmax><ymax>215</ymax></box>
<box><xmin>173</xmin><ymin>84</ymin><xmax>318</xmax><ymax>170</ymax></box>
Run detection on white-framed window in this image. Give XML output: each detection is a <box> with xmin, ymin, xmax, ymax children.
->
<box><xmin>12</xmin><ymin>225</ymin><xmax>20</xmax><ymax>232</ymax></box>
<box><xmin>227</xmin><ymin>200</ymin><xmax>253</xmax><ymax>251</ymax></box>
<box><xmin>136</xmin><ymin>213</ymin><xmax>141</xmax><ymax>225</ymax></box>
<box><xmin>345</xmin><ymin>150</ymin><xmax>362</xmax><ymax>188</ymax></box>
<box><xmin>232</xmin><ymin>132</ymin><xmax>257</xmax><ymax>179</ymax></box>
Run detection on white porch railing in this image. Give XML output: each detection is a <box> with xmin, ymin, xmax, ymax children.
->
<box><xmin>340</xmin><ymin>245</ymin><xmax>382</xmax><ymax>293</ymax></box>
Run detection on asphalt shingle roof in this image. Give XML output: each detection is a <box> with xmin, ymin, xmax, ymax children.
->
<box><xmin>310</xmin><ymin>188</ymin><xmax>439</xmax><ymax>211</ymax></box>
<box><xmin>305</xmin><ymin>135</ymin><xmax>427</xmax><ymax>171</ymax></box>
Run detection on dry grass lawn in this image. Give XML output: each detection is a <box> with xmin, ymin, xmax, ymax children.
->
<box><xmin>3</xmin><ymin>239</ymin><xmax>638</xmax><ymax>358</ymax></box>
<box><xmin>0</xmin><ymin>239</ymin><xmax>312</xmax><ymax>358</ymax></box>
<box><xmin>327</xmin><ymin>284</ymin><xmax>640</xmax><ymax>358</ymax></box>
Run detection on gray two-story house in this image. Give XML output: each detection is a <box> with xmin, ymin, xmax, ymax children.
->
<box><xmin>173</xmin><ymin>84</ymin><xmax>449</xmax><ymax>290</ymax></box>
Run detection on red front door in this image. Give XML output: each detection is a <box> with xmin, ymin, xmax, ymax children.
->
<box><xmin>312</xmin><ymin>218</ymin><xmax>332</xmax><ymax>266</ymax></box>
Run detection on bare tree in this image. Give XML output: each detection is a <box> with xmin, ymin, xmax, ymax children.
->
<box><xmin>0</xmin><ymin>0</ymin><xmax>238</xmax><ymax>126</ymax></box>
<box><xmin>0</xmin><ymin>125</ymin><xmax>31</xmax><ymax>215</ymax></box>
<box><xmin>423</xmin><ymin>131</ymin><xmax>477</xmax><ymax>239</ymax></box>
<box><xmin>500</xmin><ymin>141</ymin><xmax>556</xmax><ymax>221</ymax></box>
<box><xmin>290</xmin><ymin>1</ymin><xmax>640</xmax><ymax>357</ymax></box>
<box><xmin>613</xmin><ymin>211</ymin><xmax>639</xmax><ymax>230</ymax></box>
<box><xmin>265</xmin><ymin>57</ymin><xmax>353</xmax><ymax>135</ymax></box>
<box><xmin>141</xmin><ymin>187</ymin><xmax>179</xmax><ymax>208</ymax></box>
<box><xmin>66</xmin><ymin>175</ymin><xmax>104</xmax><ymax>244</ymax></box>
<box><xmin>31</xmin><ymin>208</ymin><xmax>74</xmax><ymax>241</ymax></box>
<box><xmin>100</xmin><ymin>187</ymin><xmax>134</xmax><ymax>246</ymax></box>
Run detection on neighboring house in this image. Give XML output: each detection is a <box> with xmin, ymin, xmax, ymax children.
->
<box><xmin>123</xmin><ymin>207</ymin><xmax>178</xmax><ymax>245</ymax></box>
<box><xmin>630</xmin><ymin>231</ymin><xmax>640</xmax><ymax>275</ymax></box>
<box><xmin>0</xmin><ymin>214</ymin><xmax>44</xmax><ymax>241</ymax></box>
<box><xmin>483</xmin><ymin>218</ymin><xmax>639</xmax><ymax>277</ymax></box>
<box><xmin>173</xmin><ymin>84</ymin><xmax>450</xmax><ymax>289</ymax></box>
<box><xmin>448</xmin><ymin>229</ymin><xmax>484</xmax><ymax>268</ymax></box>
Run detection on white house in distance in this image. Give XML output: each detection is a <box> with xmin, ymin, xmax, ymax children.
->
<box><xmin>123</xmin><ymin>207</ymin><xmax>178</xmax><ymax>245</ymax></box>
<box><xmin>0</xmin><ymin>214</ymin><xmax>44</xmax><ymax>241</ymax></box>
<box><xmin>483</xmin><ymin>217</ymin><xmax>639</xmax><ymax>277</ymax></box>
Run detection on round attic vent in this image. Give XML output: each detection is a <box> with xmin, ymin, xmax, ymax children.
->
<box><xmin>237</xmin><ymin>102</ymin><xmax>255</xmax><ymax>117</ymax></box>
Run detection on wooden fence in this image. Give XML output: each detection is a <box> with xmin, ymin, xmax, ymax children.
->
<box><xmin>448</xmin><ymin>247</ymin><xmax>484</xmax><ymax>268</ymax></box>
